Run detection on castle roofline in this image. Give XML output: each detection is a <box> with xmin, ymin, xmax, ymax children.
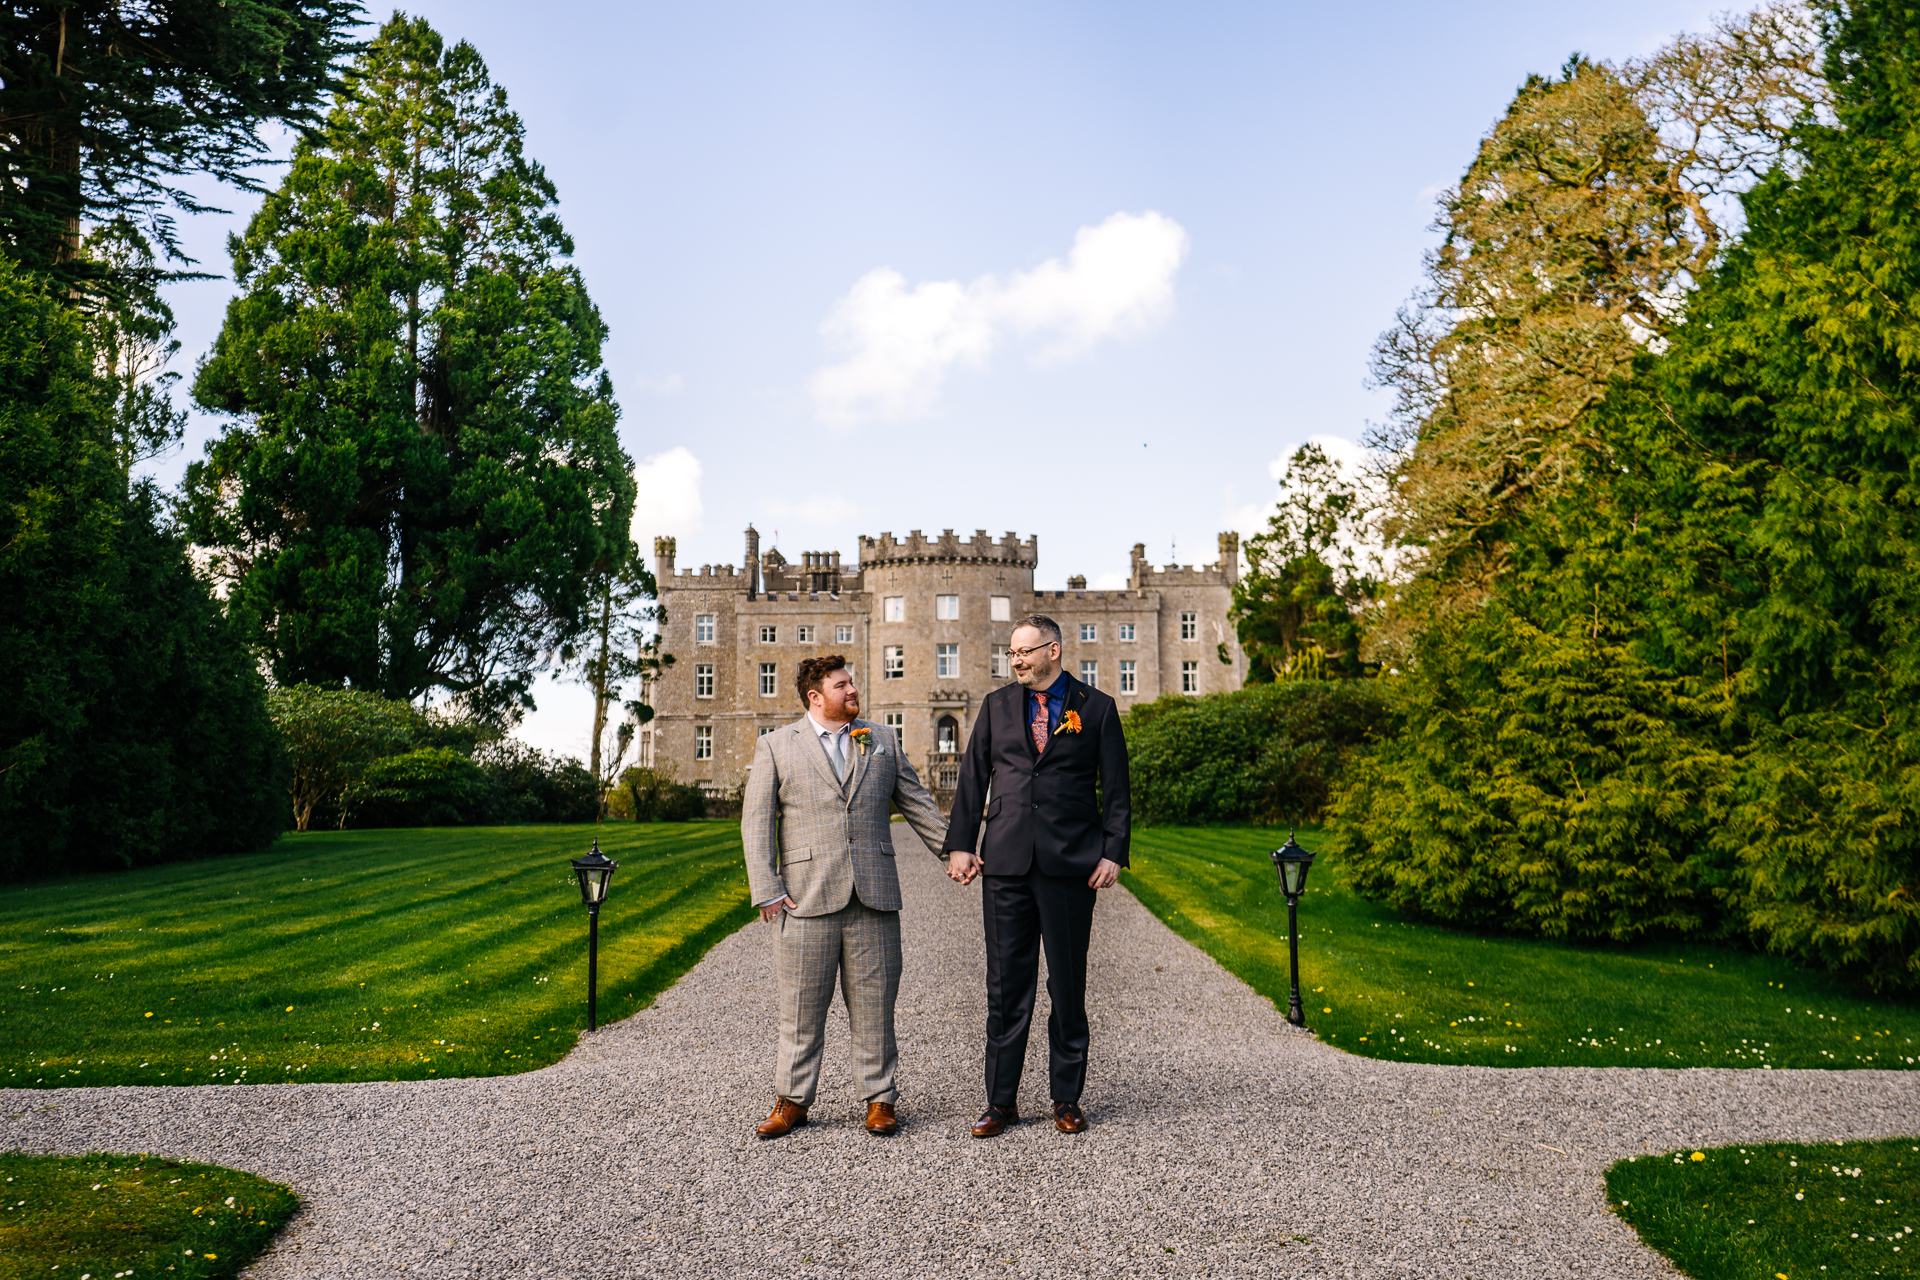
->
<box><xmin>859</xmin><ymin>528</ymin><xmax>1036</xmax><ymax>568</ymax></box>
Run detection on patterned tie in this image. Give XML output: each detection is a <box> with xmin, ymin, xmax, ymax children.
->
<box><xmin>1030</xmin><ymin>691</ymin><xmax>1050</xmax><ymax>754</ymax></box>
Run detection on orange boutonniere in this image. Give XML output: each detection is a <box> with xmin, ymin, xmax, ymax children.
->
<box><xmin>849</xmin><ymin>726</ymin><xmax>872</xmax><ymax>755</ymax></box>
<box><xmin>1056</xmin><ymin>710</ymin><xmax>1083</xmax><ymax>736</ymax></box>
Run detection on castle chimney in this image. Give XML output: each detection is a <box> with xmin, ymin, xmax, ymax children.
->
<box><xmin>744</xmin><ymin>525</ymin><xmax>761</xmax><ymax>598</ymax></box>
<box><xmin>1129</xmin><ymin>542</ymin><xmax>1148</xmax><ymax>589</ymax></box>
<box><xmin>1068</xmin><ymin>575</ymin><xmax>1087</xmax><ymax>591</ymax></box>
<box><xmin>654</xmin><ymin>535</ymin><xmax>677</xmax><ymax>580</ymax></box>
<box><xmin>1217</xmin><ymin>531</ymin><xmax>1240</xmax><ymax>586</ymax></box>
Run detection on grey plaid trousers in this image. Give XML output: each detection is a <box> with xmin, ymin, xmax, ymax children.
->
<box><xmin>775</xmin><ymin>897</ymin><xmax>902</xmax><ymax>1107</ymax></box>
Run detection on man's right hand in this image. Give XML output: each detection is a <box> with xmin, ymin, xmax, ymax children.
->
<box><xmin>945</xmin><ymin>851</ymin><xmax>980</xmax><ymax>885</ymax></box>
<box><xmin>759</xmin><ymin>895</ymin><xmax>796</xmax><ymax>922</ymax></box>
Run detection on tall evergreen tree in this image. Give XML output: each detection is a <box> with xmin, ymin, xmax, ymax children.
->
<box><xmin>185</xmin><ymin>14</ymin><xmax>636</xmax><ymax>722</ymax></box>
<box><xmin>0</xmin><ymin>0</ymin><xmax>358</xmax><ymax>305</ymax></box>
<box><xmin>0</xmin><ymin>261</ymin><xmax>285</xmax><ymax>879</ymax></box>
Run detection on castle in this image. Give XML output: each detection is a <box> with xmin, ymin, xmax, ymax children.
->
<box><xmin>642</xmin><ymin>527</ymin><xmax>1247</xmax><ymax>803</ymax></box>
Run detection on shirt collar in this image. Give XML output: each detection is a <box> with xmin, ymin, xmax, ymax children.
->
<box><xmin>1029</xmin><ymin>671</ymin><xmax>1069</xmax><ymax>703</ymax></box>
<box><xmin>807</xmin><ymin>712</ymin><xmax>852</xmax><ymax>738</ymax></box>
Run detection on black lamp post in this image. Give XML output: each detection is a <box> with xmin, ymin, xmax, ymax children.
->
<box><xmin>570</xmin><ymin>839</ymin><xmax>619</xmax><ymax>1031</ymax></box>
<box><xmin>1269</xmin><ymin>831</ymin><xmax>1316</xmax><ymax>1026</ymax></box>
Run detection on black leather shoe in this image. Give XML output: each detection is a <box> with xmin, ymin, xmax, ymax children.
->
<box><xmin>1051</xmin><ymin>1101</ymin><xmax>1087</xmax><ymax>1133</ymax></box>
<box><xmin>971</xmin><ymin>1104</ymin><xmax>1018</xmax><ymax>1138</ymax></box>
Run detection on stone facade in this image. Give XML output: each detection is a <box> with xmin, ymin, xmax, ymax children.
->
<box><xmin>642</xmin><ymin>527</ymin><xmax>1246</xmax><ymax>799</ymax></box>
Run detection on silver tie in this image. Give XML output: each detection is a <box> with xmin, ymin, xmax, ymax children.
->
<box><xmin>829</xmin><ymin>731</ymin><xmax>846</xmax><ymax>780</ymax></box>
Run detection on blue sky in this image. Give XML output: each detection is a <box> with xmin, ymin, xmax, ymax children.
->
<box><xmin>141</xmin><ymin>0</ymin><xmax>1720</xmax><ymax>756</ymax></box>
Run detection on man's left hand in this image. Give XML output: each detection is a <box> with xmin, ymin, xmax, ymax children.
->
<box><xmin>1087</xmin><ymin>858</ymin><xmax>1120</xmax><ymax>890</ymax></box>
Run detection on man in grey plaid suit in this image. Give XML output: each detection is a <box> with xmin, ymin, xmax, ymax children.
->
<box><xmin>742</xmin><ymin>654</ymin><xmax>951</xmax><ymax>1138</ymax></box>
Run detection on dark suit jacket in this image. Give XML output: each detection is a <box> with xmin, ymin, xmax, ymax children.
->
<box><xmin>943</xmin><ymin>673</ymin><xmax>1131</xmax><ymax>877</ymax></box>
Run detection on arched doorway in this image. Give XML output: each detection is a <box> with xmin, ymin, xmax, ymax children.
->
<box><xmin>936</xmin><ymin>715</ymin><xmax>960</xmax><ymax>754</ymax></box>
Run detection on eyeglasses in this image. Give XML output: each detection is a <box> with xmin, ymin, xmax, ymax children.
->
<box><xmin>1003</xmin><ymin>641</ymin><xmax>1057</xmax><ymax>661</ymax></box>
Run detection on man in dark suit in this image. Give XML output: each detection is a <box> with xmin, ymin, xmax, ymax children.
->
<box><xmin>942</xmin><ymin>613</ymin><xmax>1131</xmax><ymax>1137</ymax></box>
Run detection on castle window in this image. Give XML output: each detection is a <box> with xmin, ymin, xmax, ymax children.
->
<box><xmin>695</xmin><ymin>664</ymin><xmax>714</xmax><ymax>698</ymax></box>
<box><xmin>695</xmin><ymin>614</ymin><xmax>715</xmax><ymax>644</ymax></box>
<box><xmin>884</xmin><ymin>711</ymin><xmax>905</xmax><ymax>732</ymax></box>
<box><xmin>1180</xmin><ymin>611</ymin><xmax>1198</xmax><ymax>640</ymax></box>
<box><xmin>1119</xmin><ymin>622</ymin><xmax>1136</xmax><ymax>642</ymax></box>
<box><xmin>990</xmin><ymin>650</ymin><xmax>1009</xmax><ymax>678</ymax></box>
<box><xmin>937</xmin><ymin>715</ymin><xmax>959</xmax><ymax>753</ymax></box>
<box><xmin>884</xmin><ymin>646</ymin><xmax>905</xmax><ymax>679</ymax></box>
<box><xmin>695</xmin><ymin>725</ymin><xmax>713</xmax><ymax>760</ymax></box>
<box><xmin>795</xmin><ymin>625</ymin><xmax>814</xmax><ymax>643</ymax></box>
<box><xmin>1080</xmin><ymin>660</ymin><xmax>1097</xmax><ymax>687</ymax></box>
<box><xmin>1079</xmin><ymin>623</ymin><xmax>1097</xmax><ymax>642</ymax></box>
<box><xmin>1181</xmin><ymin>660</ymin><xmax>1199</xmax><ymax>693</ymax></box>
<box><xmin>759</xmin><ymin>663</ymin><xmax>778</xmax><ymax>696</ymax></box>
<box><xmin>936</xmin><ymin>594</ymin><xmax>959</xmax><ymax>620</ymax></box>
<box><xmin>1119</xmin><ymin>660</ymin><xmax>1137</xmax><ymax>694</ymax></box>
<box><xmin>759</xmin><ymin>725</ymin><xmax>776</xmax><ymax>735</ymax></box>
<box><xmin>835</xmin><ymin>624</ymin><xmax>854</xmax><ymax>644</ymax></box>
<box><xmin>937</xmin><ymin>644</ymin><xmax>959</xmax><ymax>678</ymax></box>
<box><xmin>990</xmin><ymin>595</ymin><xmax>1011</xmax><ymax>622</ymax></box>
<box><xmin>884</xmin><ymin>596</ymin><xmax>905</xmax><ymax>622</ymax></box>
<box><xmin>759</xmin><ymin>624</ymin><xmax>777</xmax><ymax>644</ymax></box>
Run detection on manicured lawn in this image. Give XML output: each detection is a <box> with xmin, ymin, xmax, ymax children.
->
<box><xmin>0</xmin><ymin>823</ymin><xmax>752</xmax><ymax>1089</ymax></box>
<box><xmin>0</xmin><ymin>1151</ymin><xmax>297</xmax><ymax>1280</ymax></box>
<box><xmin>1606</xmin><ymin>1138</ymin><xmax>1920</xmax><ymax>1279</ymax></box>
<box><xmin>1122</xmin><ymin>826</ymin><xmax>1920</xmax><ymax>1069</ymax></box>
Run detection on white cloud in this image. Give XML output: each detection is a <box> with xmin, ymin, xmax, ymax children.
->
<box><xmin>807</xmin><ymin>211</ymin><xmax>1190</xmax><ymax>425</ymax></box>
<box><xmin>631</xmin><ymin>446</ymin><xmax>704</xmax><ymax>558</ymax></box>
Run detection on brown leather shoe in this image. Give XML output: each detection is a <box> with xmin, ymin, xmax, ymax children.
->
<box><xmin>756</xmin><ymin>1097</ymin><xmax>807</xmax><ymax>1139</ymax></box>
<box><xmin>865</xmin><ymin>1101</ymin><xmax>898</xmax><ymax>1136</ymax></box>
<box><xmin>971</xmin><ymin>1104</ymin><xmax>1018</xmax><ymax>1138</ymax></box>
<box><xmin>1052</xmin><ymin>1101</ymin><xmax>1088</xmax><ymax>1133</ymax></box>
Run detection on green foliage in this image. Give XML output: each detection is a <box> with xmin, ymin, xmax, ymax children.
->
<box><xmin>1343</xmin><ymin>1</ymin><xmax>1920</xmax><ymax>992</ymax></box>
<box><xmin>1124</xmin><ymin>682</ymin><xmax>1392</xmax><ymax>825</ymax></box>
<box><xmin>0</xmin><ymin>262</ymin><xmax>285</xmax><ymax>882</ymax></box>
<box><xmin>1331</xmin><ymin>604</ymin><xmax>1735</xmax><ymax>943</ymax></box>
<box><xmin>345</xmin><ymin>746</ymin><xmax>490</xmax><ymax>828</ymax></box>
<box><xmin>267</xmin><ymin>683</ymin><xmax>473</xmax><ymax>831</ymax></box>
<box><xmin>474</xmin><ymin>740</ymin><xmax>599</xmax><ymax>825</ymax></box>
<box><xmin>1605</xmin><ymin>1139</ymin><xmax>1920</xmax><ymax>1280</ymax></box>
<box><xmin>184</xmin><ymin>15</ymin><xmax>634</xmax><ymax>721</ymax></box>
<box><xmin>1233</xmin><ymin>442</ymin><xmax>1373</xmax><ymax>681</ymax></box>
<box><xmin>0</xmin><ymin>1151</ymin><xmax>299</xmax><ymax>1280</ymax></box>
<box><xmin>608</xmin><ymin>765</ymin><xmax>708</xmax><ymax>823</ymax></box>
<box><xmin>0</xmin><ymin>0</ymin><xmax>358</xmax><ymax>306</ymax></box>
<box><xmin>1122</xmin><ymin>826</ymin><xmax>1920</xmax><ymax>1070</ymax></box>
<box><xmin>0</xmin><ymin>823</ymin><xmax>752</xmax><ymax>1088</ymax></box>
<box><xmin>561</xmin><ymin>544</ymin><xmax>672</xmax><ymax>809</ymax></box>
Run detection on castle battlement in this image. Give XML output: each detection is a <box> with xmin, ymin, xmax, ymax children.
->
<box><xmin>860</xmin><ymin>528</ymin><xmax>1037</xmax><ymax>567</ymax></box>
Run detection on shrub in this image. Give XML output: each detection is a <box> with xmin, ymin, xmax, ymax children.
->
<box><xmin>609</xmin><ymin>766</ymin><xmax>707</xmax><ymax>823</ymax></box>
<box><xmin>476</xmin><ymin>740</ymin><xmax>598</xmax><ymax>824</ymax></box>
<box><xmin>345</xmin><ymin>747</ymin><xmax>490</xmax><ymax>828</ymax></box>
<box><xmin>1124</xmin><ymin>681</ymin><xmax>1393</xmax><ymax>826</ymax></box>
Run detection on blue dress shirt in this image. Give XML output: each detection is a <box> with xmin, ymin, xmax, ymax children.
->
<box><xmin>1026</xmin><ymin>670</ymin><xmax>1070</xmax><ymax>742</ymax></box>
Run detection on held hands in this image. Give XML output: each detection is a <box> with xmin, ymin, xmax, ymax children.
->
<box><xmin>759</xmin><ymin>895</ymin><xmax>796</xmax><ymax>923</ymax></box>
<box><xmin>945</xmin><ymin>850</ymin><xmax>981</xmax><ymax>886</ymax></box>
<box><xmin>1088</xmin><ymin>858</ymin><xmax>1121</xmax><ymax>890</ymax></box>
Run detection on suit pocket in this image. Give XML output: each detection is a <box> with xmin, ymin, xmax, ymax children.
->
<box><xmin>985</xmin><ymin>796</ymin><xmax>1002</xmax><ymax>821</ymax></box>
<box><xmin>779</xmin><ymin>846</ymin><xmax>813</xmax><ymax>867</ymax></box>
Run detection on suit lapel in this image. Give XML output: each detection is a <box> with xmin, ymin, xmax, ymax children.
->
<box><xmin>845</xmin><ymin>719</ymin><xmax>873</xmax><ymax>802</ymax></box>
<box><xmin>792</xmin><ymin>719</ymin><xmax>844</xmax><ymax>795</ymax></box>
<box><xmin>1015</xmin><ymin>682</ymin><xmax>1038</xmax><ymax>763</ymax></box>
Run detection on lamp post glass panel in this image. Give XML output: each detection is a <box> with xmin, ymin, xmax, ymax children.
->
<box><xmin>1269</xmin><ymin>833</ymin><xmax>1315</xmax><ymax>1027</ymax></box>
<box><xmin>571</xmin><ymin>840</ymin><xmax>619</xmax><ymax>1030</ymax></box>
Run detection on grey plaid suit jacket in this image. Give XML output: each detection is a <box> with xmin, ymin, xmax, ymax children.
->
<box><xmin>742</xmin><ymin>717</ymin><xmax>950</xmax><ymax>916</ymax></box>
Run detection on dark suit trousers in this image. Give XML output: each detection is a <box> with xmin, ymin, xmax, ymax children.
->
<box><xmin>982</xmin><ymin>868</ymin><xmax>1097</xmax><ymax>1108</ymax></box>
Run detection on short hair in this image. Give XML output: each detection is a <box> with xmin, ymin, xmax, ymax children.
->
<box><xmin>795</xmin><ymin>654</ymin><xmax>849</xmax><ymax>707</ymax></box>
<box><xmin>1013</xmin><ymin>614</ymin><xmax>1062</xmax><ymax>647</ymax></box>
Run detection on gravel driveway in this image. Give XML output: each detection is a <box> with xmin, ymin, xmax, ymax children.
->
<box><xmin>4</xmin><ymin>827</ymin><xmax>1915</xmax><ymax>1278</ymax></box>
